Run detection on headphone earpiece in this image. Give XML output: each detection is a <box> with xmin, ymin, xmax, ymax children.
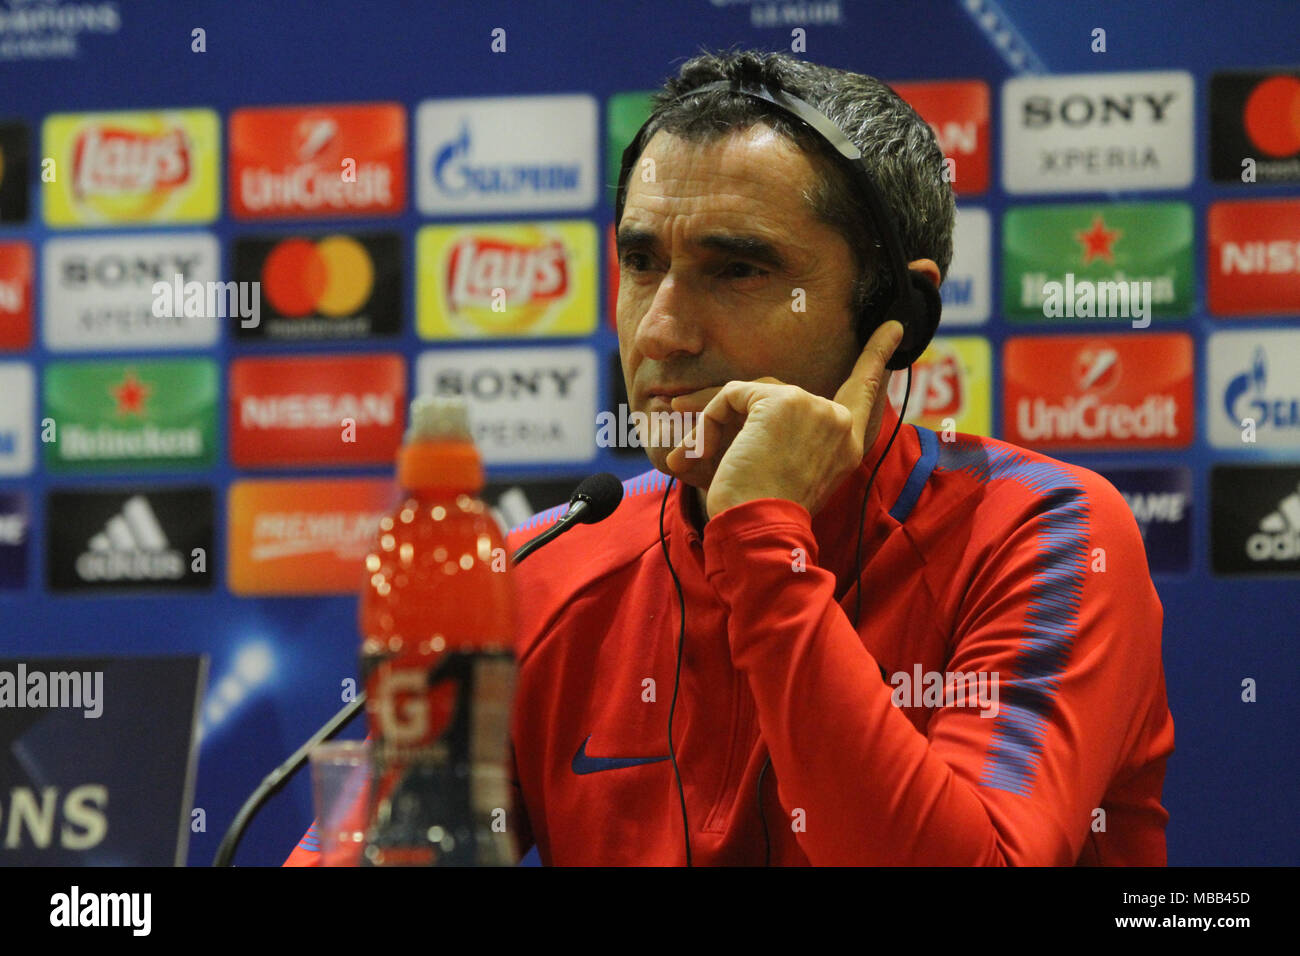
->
<box><xmin>855</xmin><ymin>268</ymin><xmax>941</xmax><ymax>370</ymax></box>
<box><xmin>884</xmin><ymin>269</ymin><xmax>942</xmax><ymax>370</ymax></box>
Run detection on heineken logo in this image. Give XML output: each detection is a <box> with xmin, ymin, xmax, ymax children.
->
<box><xmin>44</xmin><ymin>359</ymin><xmax>217</xmax><ymax>472</ymax></box>
<box><xmin>1076</xmin><ymin>215</ymin><xmax>1118</xmax><ymax>263</ymax></box>
<box><xmin>111</xmin><ymin>370</ymin><xmax>150</xmax><ymax>414</ymax></box>
<box><xmin>1004</xmin><ymin>202</ymin><xmax>1191</xmax><ymax>321</ymax></box>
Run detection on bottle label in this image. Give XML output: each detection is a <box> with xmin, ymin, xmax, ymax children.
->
<box><xmin>362</xmin><ymin>649</ymin><xmax>516</xmax><ymax>866</ymax></box>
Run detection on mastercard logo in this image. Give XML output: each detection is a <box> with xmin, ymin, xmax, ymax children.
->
<box><xmin>261</xmin><ymin>235</ymin><xmax>374</xmax><ymax>317</ymax></box>
<box><xmin>1244</xmin><ymin>76</ymin><xmax>1300</xmax><ymax>158</ymax></box>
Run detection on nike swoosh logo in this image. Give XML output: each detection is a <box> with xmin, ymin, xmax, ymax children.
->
<box><xmin>571</xmin><ymin>735</ymin><xmax>670</xmax><ymax>775</ymax></box>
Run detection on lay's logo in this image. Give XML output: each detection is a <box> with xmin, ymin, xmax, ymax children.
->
<box><xmin>886</xmin><ymin>336</ymin><xmax>991</xmax><ymax>436</ymax></box>
<box><xmin>72</xmin><ymin>126</ymin><xmax>191</xmax><ymax>197</ymax></box>
<box><xmin>449</xmin><ymin>235</ymin><xmax>569</xmax><ymax>310</ymax></box>
<box><xmin>43</xmin><ymin>110</ymin><xmax>219</xmax><ymax>226</ymax></box>
<box><xmin>416</xmin><ymin>221</ymin><xmax>596</xmax><ymax>339</ymax></box>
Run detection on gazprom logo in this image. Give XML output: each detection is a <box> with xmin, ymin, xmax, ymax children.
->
<box><xmin>417</xmin><ymin>95</ymin><xmax>597</xmax><ymax>215</ymax></box>
<box><xmin>432</xmin><ymin>121</ymin><xmax>581</xmax><ymax>198</ymax></box>
<box><xmin>1223</xmin><ymin>347</ymin><xmax>1300</xmax><ymax>433</ymax></box>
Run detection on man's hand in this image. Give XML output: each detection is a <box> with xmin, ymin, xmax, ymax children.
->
<box><xmin>664</xmin><ymin>319</ymin><xmax>905</xmax><ymax>520</ymax></box>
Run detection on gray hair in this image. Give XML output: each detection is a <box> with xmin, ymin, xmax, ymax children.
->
<box><xmin>630</xmin><ymin>48</ymin><xmax>955</xmax><ymax>329</ymax></box>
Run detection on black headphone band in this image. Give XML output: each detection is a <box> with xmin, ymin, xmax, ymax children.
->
<box><xmin>613</xmin><ymin>77</ymin><xmax>915</xmax><ymax>325</ymax></box>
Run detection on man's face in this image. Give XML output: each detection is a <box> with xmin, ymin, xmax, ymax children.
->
<box><xmin>616</xmin><ymin>125</ymin><xmax>861</xmax><ymax>475</ymax></box>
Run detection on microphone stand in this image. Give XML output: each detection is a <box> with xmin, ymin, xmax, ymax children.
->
<box><xmin>212</xmin><ymin>693</ymin><xmax>365</xmax><ymax>867</ymax></box>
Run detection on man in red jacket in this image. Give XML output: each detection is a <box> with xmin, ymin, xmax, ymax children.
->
<box><xmin>287</xmin><ymin>49</ymin><xmax>1174</xmax><ymax>867</ymax></box>
<box><xmin>501</xmin><ymin>48</ymin><xmax>1173</xmax><ymax>867</ymax></box>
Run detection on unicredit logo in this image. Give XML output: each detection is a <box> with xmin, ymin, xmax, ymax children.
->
<box><xmin>1017</xmin><ymin>394</ymin><xmax>1178</xmax><ymax>443</ymax></box>
<box><xmin>240</xmin><ymin>160</ymin><xmax>392</xmax><ymax>213</ymax></box>
<box><xmin>230</xmin><ymin>104</ymin><xmax>406</xmax><ymax>220</ymax></box>
<box><xmin>1074</xmin><ymin>346</ymin><xmax>1120</xmax><ymax>391</ymax></box>
<box><xmin>239</xmin><ymin>114</ymin><xmax>393</xmax><ymax>213</ymax></box>
<box><xmin>1004</xmin><ymin>335</ymin><xmax>1192</xmax><ymax>448</ymax></box>
<box><xmin>1018</xmin><ymin>347</ymin><xmax>1175</xmax><ymax>441</ymax></box>
<box><xmin>433</xmin><ymin>122</ymin><xmax>579</xmax><ymax>196</ymax></box>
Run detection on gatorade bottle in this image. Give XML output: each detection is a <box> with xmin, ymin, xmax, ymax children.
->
<box><xmin>359</xmin><ymin>396</ymin><xmax>515</xmax><ymax>866</ymax></box>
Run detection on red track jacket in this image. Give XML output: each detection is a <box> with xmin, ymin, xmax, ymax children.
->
<box><xmin>286</xmin><ymin>402</ymin><xmax>1174</xmax><ymax>866</ymax></box>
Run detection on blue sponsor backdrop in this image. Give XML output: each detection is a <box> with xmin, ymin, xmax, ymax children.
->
<box><xmin>1</xmin><ymin>0</ymin><xmax>1297</xmax><ymax>866</ymax></box>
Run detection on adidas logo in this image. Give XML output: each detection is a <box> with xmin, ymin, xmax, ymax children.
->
<box><xmin>75</xmin><ymin>495</ymin><xmax>184</xmax><ymax>581</ymax></box>
<box><xmin>1246</xmin><ymin>481</ymin><xmax>1300</xmax><ymax>562</ymax></box>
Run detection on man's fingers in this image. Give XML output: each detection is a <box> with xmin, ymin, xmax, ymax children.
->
<box><xmin>665</xmin><ymin>412</ymin><xmax>729</xmax><ymax>486</ymax></box>
<box><xmin>670</xmin><ymin>376</ymin><xmax>782</xmax><ymax>414</ymax></box>
<box><xmin>668</xmin><ymin>385</ymin><xmax>723</xmax><ymax>413</ymax></box>
<box><xmin>833</xmin><ymin>319</ymin><xmax>904</xmax><ymax>440</ymax></box>
<box><xmin>665</xmin><ymin>381</ymin><xmax>762</xmax><ymax>484</ymax></box>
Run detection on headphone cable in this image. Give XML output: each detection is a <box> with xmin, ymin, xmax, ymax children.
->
<box><xmin>660</xmin><ymin>475</ymin><xmax>693</xmax><ymax>867</ymax></box>
<box><xmin>659</xmin><ymin>368</ymin><xmax>913</xmax><ymax>867</ymax></box>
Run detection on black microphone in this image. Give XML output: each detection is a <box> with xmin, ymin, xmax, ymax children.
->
<box><xmin>213</xmin><ymin>472</ymin><xmax>624</xmax><ymax>866</ymax></box>
<box><xmin>510</xmin><ymin>472</ymin><xmax>623</xmax><ymax>565</ymax></box>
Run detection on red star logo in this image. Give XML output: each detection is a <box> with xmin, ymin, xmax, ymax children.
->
<box><xmin>111</xmin><ymin>371</ymin><xmax>151</xmax><ymax>416</ymax></box>
<box><xmin>1075</xmin><ymin>215</ymin><xmax>1122</xmax><ymax>265</ymax></box>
